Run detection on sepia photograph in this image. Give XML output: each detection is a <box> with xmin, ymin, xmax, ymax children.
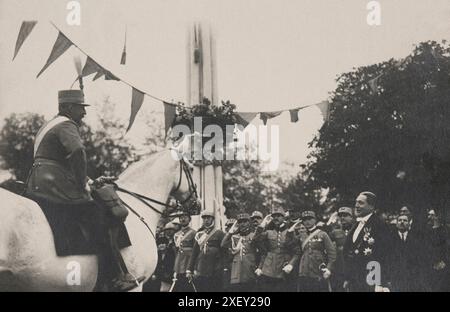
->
<box><xmin>0</xmin><ymin>0</ymin><xmax>449</xmax><ymax>297</ymax></box>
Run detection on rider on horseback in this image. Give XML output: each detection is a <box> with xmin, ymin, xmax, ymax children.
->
<box><xmin>25</xmin><ymin>90</ymin><xmax>141</xmax><ymax>291</ymax></box>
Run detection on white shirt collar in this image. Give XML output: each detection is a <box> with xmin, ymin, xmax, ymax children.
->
<box><xmin>356</xmin><ymin>213</ymin><xmax>373</xmax><ymax>223</ymax></box>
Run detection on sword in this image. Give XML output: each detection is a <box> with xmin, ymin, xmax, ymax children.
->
<box><xmin>169</xmin><ymin>274</ymin><xmax>177</xmax><ymax>292</ymax></box>
<box><xmin>189</xmin><ymin>279</ymin><xmax>198</xmax><ymax>292</ymax></box>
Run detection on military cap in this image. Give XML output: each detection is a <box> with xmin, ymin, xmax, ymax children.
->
<box><xmin>301</xmin><ymin>211</ymin><xmax>316</xmax><ymax>219</ymax></box>
<box><xmin>201</xmin><ymin>210</ymin><xmax>215</xmax><ymax>218</ymax></box>
<box><xmin>225</xmin><ymin>218</ymin><xmax>236</xmax><ymax>226</ymax></box>
<box><xmin>178</xmin><ymin>210</ymin><xmax>191</xmax><ymax>217</ymax></box>
<box><xmin>250</xmin><ymin>211</ymin><xmax>264</xmax><ymax>219</ymax></box>
<box><xmin>271</xmin><ymin>207</ymin><xmax>285</xmax><ymax>216</ymax></box>
<box><xmin>338</xmin><ymin>207</ymin><xmax>353</xmax><ymax>216</ymax></box>
<box><xmin>163</xmin><ymin>222</ymin><xmax>177</xmax><ymax>231</ymax></box>
<box><xmin>58</xmin><ymin>90</ymin><xmax>89</xmax><ymax>106</ymax></box>
<box><xmin>237</xmin><ymin>213</ymin><xmax>251</xmax><ymax>221</ymax></box>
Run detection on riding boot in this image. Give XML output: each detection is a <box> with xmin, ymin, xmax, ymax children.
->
<box><xmin>107</xmin><ymin>225</ymin><xmax>145</xmax><ymax>291</ymax></box>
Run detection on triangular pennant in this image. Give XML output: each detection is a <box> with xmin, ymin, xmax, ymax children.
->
<box><xmin>120</xmin><ymin>48</ymin><xmax>127</xmax><ymax>65</ymax></box>
<box><xmin>13</xmin><ymin>21</ymin><xmax>37</xmax><ymax>60</ymax></box>
<box><xmin>93</xmin><ymin>71</ymin><xmax>105</xmax><ymax>81</ymax></box>
<box><xmin>104</xmin><ymin>70</ymin><xmax>120</xmax><ymax>81</ymax></box>
<box><xmin>121</xmin><ymin>27</ymin><xmax>127</xmax><ymax>65</ymax></box>
<box><xmin>126</xmin><ymin>87</ymin><xmax>145</xmax><ymax>132</ymax></box>
<box><xmin>37</xmin><ymin>32</ymin><xmax>72</xmax><ymax>78</ymax></box>
<box><xmin>81</xmin><ymin>56</ymin><xmax>104</xmax><ymax>77</ymax></box>
<box><xmin>289</xmin><ymin>109</ymin><xmax>300</xmax><ymax>123</ymax></box>
<box><xmin>163</xmin><ymin>102</ymin><xmax>178</xmax><ymax>137</ymax></box>
<box><xmin>235</xmin><ymin>112</ymin><xmax>258</xmax><ymax>128</ymax></box>
<box><xmin>260</xmin><ymin>111</ymin><xmax>282</xmax><ymax>126</ymax></box>
<box><xmin>316</xmin><ymin>101</ymin><xmax>330</xmax><ymax>122</ymax></box>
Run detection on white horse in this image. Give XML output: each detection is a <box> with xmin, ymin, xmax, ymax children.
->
<box><xmin>0</xmin><ymin>149</ymin><xmax>196</xmax><ymax>291</ymax></box>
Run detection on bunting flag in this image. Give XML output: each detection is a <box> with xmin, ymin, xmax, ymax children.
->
<box><xmin>81</xmin><ymin>56</ymin><xmax>103</xmax><ymax>77</ymax></box>
<box><xmin>316</xmin><ymin>101</ymin><xmax>331</xmax><ymax>122</ymax></box>
<box><xmin>13</xmin><ymin>21</ymin><xmax>37</xmax><ymax>60</ymax></box>
<box><xmin>121</xmin><ymin>47</ymin><xmax>127</xmax><ymax>65</ymax></box>
<box><xmin>289</xmin><ymin>109</ymin><xmax>300</xmax><ymax>123</ymax></box>
<box><xmin>37</xmin><ymin>31</ymin><xmax>72</xmax><ymax>78</ymax></box>
<box><xmin>127</xmin><ymin>87</ymin><xmax>145</xmax><ymax>132</ymax></box>
<box><xmin>121</xmin><ymin>27</ymin><xmax>127</xmax><ymax>65</ymax></box>
<box><xmin>163</xmin><ymin>102</ymin><xmax>177</xmax><ymax>137</ymax></box>
<box><xmin>104</xmin><ymin>70</ymin><xmax>120</xmax><ymax>81</ymax></box>
<box><xmin>93</xmin><ymin>71</ymin><xmax>104</xmax><ymax>81</ymax></box>
<box><xmin>260</xmin><ymin>111</ymin><xmax>282</xmax><ymax>126</ymax></box>
<box><xmin>235</xmin><ymin>112</ymin><xmax>258</xmax><ymax>128</ymax></box>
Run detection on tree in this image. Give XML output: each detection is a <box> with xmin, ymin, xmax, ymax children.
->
<box><xmin>307</xmin><ymin>41</ymin><xmax>450</xmax><ymax>219</ymax></box>
<box><xmin>0</xmin><ymin>113</ymin><xmax>45</xmax><ymax>181</ymax></box>
<box><xmin>222</xmin><ymin>157</ymin><xmax>296</xmax><ymax>218</ymax></box>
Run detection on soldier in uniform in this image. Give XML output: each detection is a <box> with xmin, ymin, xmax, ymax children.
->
<box><xmin>222</xmin><ymin>218</ymin><xmax>237</xmax><ymax>292</ymax></box>
<box><xmin>147</xmin><ymin>222</ymin><xmax>177</xmax><ymax>292</ymax></box>
<box><xmin>296</xmin><ymin>211</ymin><xmax>336</xmax><ymax>292</ymax></box>
<box><xmin>250</xmin><ymin>211</ymin><xmax>264</xmax><ymax>229</ymax></box>
<box><xmin>221</xmin><ymin>213</ymin><xmax>259</xmax><ymax>292</ymax></box>
<box><xmin>254</xmin><ymin>207</ymin><xmax>297</xmax><ymax>292</ymax></box>
<box><xmin>171</xmin><ymin>211</ymin><xmax>196</xmax><ymax>292</ymax></box>
<box><xmin>187</xmin><ymin>211</ymin><xmax>225</xmax><ymax>292</ymax></box>
<box><xmin>327</xmin><ymin>207</ymin><xmax>355</xmax><ymax>291</ymax></box>
<box><xmin>25</xmin><ymin>90</ymin><xmax>140</xmax><ymax>291</ymax></box>
<box><xmin>284</xmin><ymin>209</ymin><xmax>302</xmax><ymax>292</ymax></box>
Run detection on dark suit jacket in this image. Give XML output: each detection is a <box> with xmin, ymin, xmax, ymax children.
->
<box><xmin>390</xmin><ymin>230</ymin><xmax>429</xmax><ymax>291</ymax></box>
<box><xmin>343</xmin><ymin>214</ymin><xmax>393</xmax><ymax>291</ymax></box>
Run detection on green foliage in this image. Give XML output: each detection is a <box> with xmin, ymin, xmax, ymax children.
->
<box><xmin>0</xmin><ymin>113</ymin><xmax>45</xmax><ymax>181</ymax></box>
<box><xmin>174</xmin><ymin>98</ymin><xmax>238</xmax><ymax>130</ymax></box>
<box><xmin>307</xmin><ymin>41</ymin><xmax>450</xmax><ymax>215</ymax></box>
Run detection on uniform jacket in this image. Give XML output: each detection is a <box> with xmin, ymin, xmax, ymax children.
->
<box><xmin>26</xmin><ymin>117</ymin><xmax>91</xmax><ymax>204</ymax></box>
<box><xmin>155</xmin><ymin>236</ymin><xmax>177</xmax><ymax>283</ymax></box>
<box><xmin>297</xmin><ymin>227</ymin><xmax>336</xmax><ymax>280</ymax></box>
<box><xmin>255</xmin><ymin>224</ymin><xmax>295</xmax><ymax>279</ymax></box>
<box><xmin>343</xmin><ymin>214</ymin><xmax>393</xmax><ymax>291</ymax></box>
<box><xmin>222</xmin><ymin>231</ymin><xmax>258</xmax><ymax>285</ymax></box>
<box><xmin>173</xmin><ymin>227</ymin><xmax>196</xmax><ymax>274</ymax></box>
<box><xmin>188</xmin><ymin>227</ymin><xmax>225</xmax><ymax>277</ymax></box>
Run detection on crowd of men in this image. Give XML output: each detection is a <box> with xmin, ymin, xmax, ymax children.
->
<box><xmin>144</xmin><ymin>191</ymin><xmax>450</xmax><ymax>292</ymax></box>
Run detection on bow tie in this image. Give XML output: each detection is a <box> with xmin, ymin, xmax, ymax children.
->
<box><xmin>356</xmin><ymin>218</ymin><xmax>366</xmax><ymax>223</ymax></box>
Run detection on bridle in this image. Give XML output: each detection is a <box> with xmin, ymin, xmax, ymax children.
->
<box><xmin>116</xmin><ymin>157</ymin><xmax>198</xmax><ymax>217</ymax></box>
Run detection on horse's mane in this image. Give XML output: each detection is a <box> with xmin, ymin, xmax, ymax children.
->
<box><xmin>118</xmin><ymin>149</ymin><xmax>168</xmax><ymax>181</ymax></box>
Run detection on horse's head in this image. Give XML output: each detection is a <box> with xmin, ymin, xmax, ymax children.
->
<box><xmin>117</xmin><ymin>147</ymin><xmax>201</xmax><ymax>218</ymax></box>
<box><xmin>169</xmin><ymin>157</ymin><xmax>201</xmax><ymax>217</ymax></box>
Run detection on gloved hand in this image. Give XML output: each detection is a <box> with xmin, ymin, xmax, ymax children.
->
<box><xmin>93</xmin><ymin>176</ymin><xmax>117</xmax><ymax>188</ymax></box>
<box><xmin>282</xmin><ymin>264</ymin><xmax>293</xmax><ymax>274</ymax></box>
<box><xmin>255</xmin><ymin>268</ymin><xmax>263</xmax><ymax>276</ymax></box>
<box><xmin>186</xmin><ymin>270</ymin><xmax>193</xmax><ymax>281</ymax></box>
<box><xmin>322</xmin><ymin>268</ymin><xmax>331</xmax><ymax>279</ymax></box>
<box><xmin>229</xmin><ymin>220</ymin><xmax>239</xmax><ymax>234</ymax></box>
<box><xmin>260</xmin><ymin>215</ymin><xmax>273</xmax><ymax>228</ymax></box>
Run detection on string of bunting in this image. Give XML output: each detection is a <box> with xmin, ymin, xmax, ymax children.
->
<box><xmin>14</xmin><ymin>20</ymin><xmax>431</xmax><ymax>134</ymax></box>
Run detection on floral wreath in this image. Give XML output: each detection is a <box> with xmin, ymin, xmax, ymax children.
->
<box><xmin>172</xmin><ymin>98</ymin><xmax>241</xmax><ymax>166</ymax></box>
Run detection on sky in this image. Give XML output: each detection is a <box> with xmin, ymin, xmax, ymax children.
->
<box><xmin>1</xmin><ymin>0</ymin><xmax>450</xmax><ymax>167</ymax></box>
